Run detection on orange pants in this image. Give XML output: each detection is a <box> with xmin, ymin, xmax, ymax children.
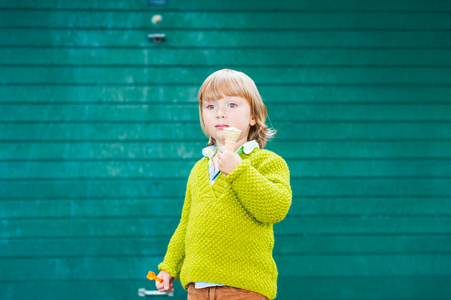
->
<box><xmin>187</xmin><ymin>283</ymin><xmax>270</xmax><ymax>300</ymax></box>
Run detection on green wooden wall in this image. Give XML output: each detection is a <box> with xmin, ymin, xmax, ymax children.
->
<box><xmin>1</xmin><ymin>0</ymin><xmax>451</xmax><ymax>299</ymax></box>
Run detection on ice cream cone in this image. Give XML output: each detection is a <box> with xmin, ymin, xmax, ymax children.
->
<box><xmin>223</xmin><ymin>127</ymin><xmax>241</xmax><ymax>151</ymax></box>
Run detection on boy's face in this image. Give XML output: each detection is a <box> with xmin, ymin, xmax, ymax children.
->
<box><xmin>202</xmin><ymin>96</ymin><xmax>256</xmax><ymax>149</ymax></box>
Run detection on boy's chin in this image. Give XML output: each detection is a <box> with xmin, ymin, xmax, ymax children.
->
<box><xmin>213</xmin><ymin>133</ymin><xmax>225</xmax><ymax>141</ymax></box>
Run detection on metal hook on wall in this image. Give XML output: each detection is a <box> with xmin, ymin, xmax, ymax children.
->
<box><xmin>148</xmin><ymin>33</ymin><xmax>166</xmax><ymax>43</ymax></box>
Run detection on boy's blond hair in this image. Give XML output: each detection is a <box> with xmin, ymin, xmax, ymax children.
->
<box><xmin>198</xmin><ymin>69</ymin><xmax>276</xmax><ymax>149</ymax></box>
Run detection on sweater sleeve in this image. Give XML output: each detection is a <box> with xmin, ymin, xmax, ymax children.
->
<box><xmin>158</xmin><ymin>175</ymin><xmax>192</xmax><ymax>280</ymax></box>
<box><xmin>225</xmin><ymin>151</ymin><xmax>292</xmax><ymax>224</ymax></box>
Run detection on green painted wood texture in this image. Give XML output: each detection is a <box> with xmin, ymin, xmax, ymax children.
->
<box><xmin>1</xmin><ymin>0</ymin><xmax>451</xmax><ymax>299</ymax></box>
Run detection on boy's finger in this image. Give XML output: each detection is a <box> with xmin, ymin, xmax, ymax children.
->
<box><xmin>167</xmin><ymin>283</ymin><xmax>174</xmax><ymax>292</ymax></box>
<box><xmin>163</xmin><ymin>277</ymin><xmax>170</xmax><ymax>290</ymax></box>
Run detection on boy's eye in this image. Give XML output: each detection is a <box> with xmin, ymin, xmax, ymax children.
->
<box><xmin>206</xmin><ymin>104</ymin><xmax>215</xmax><ymax>110</ymax></box>
<box><xmin>228</xmin><ymin>103</ymin><xmax>237</xmax><ymax>108</ymax></box>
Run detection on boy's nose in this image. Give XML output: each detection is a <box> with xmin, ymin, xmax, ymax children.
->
<box><xmin>216</xmin><ymin>107</ymin><xmax>226</xmax><ymax>118</ymax></box>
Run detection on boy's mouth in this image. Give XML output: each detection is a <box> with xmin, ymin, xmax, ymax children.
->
<box><xmin>215</xmin><ymin>125</ymin><xmax>229</xmax><ymax>129</ymax></box>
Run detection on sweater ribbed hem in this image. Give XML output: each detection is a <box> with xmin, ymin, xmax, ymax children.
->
<box><xmin>180</xmin><ymin>266</ymin><xmax>277</xmax><ymax>299</ymax></box>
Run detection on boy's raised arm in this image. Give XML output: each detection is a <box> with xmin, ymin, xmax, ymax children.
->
<box><xmin>226</xmin><ymin>151</ymin><xmax>292</xmax><ymax>224</ymax></box>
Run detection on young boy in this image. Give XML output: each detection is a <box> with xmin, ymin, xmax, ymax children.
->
<box><xmin>155</xmin><ymin>69</ymin><xmax>292</xmax><ymax>299</ymax></box>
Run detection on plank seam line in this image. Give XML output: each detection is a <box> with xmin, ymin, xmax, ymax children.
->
<box><xmin>2</xmin><ymin>121</ymin><xmax>451</xmax><ymax>124</ymax></box>
<box><xmin>2</xmin><ymin>233</ymin><xmax>451</xmax><ymax>240</ymax></box>
<box><xmin>2</xmin><ymin>83</ymin><xmax>451</xmax><ymax>87</ymax></box>
<box><xmin>2</xmin><ymin>214</ymin><xmax>451</xmax><ymax>221</ymax></box>
<box><xmin>1</xmin><ymin>139</ymin><xmax>451</xmax><ymax>144</ymax></box>
<box><xmin>3</xmin><ymin>45</ymin><xmax>451</xmax><ymax>50</ymax></box>
<box><xmin>2</xmin><ymin>8</ymin><xmax>451</xmax><ymax>13</ymax></box>
<box><xmin>2</xmin><ymin>26</ymin><xmax>451</xmax><ymax>32</ymax></box>
<box><xmin>2</xmin><ymin>252</ymin><xmax>451</xmax><ymax>259</ymax></box>
<box><xmin>1</xmin><ymin>195</ymin><xmax>449</xmax><ymax>200</ymax></box>
<box><xmin>2</xmin><ymin>157</ymin><xmax>451</xmax><ymax>162</ymax></box>
<box><xmin>1</xmin><ymin>176</ymin><xmax>451</xmax><ymax>181</ymax></box>
<box><xmin>2</xmin><ymin>120</ymin><xmax>451</xmax><ymax>124</ymax></box>
<box><xmin>1</xmin><ymin>102</ymin><xmax>451</xmax><ymax>105</ymax></box>
<box><xmin>3</xmin><ymin>64</ymin><xmax>451</xmax><ymax>69</ymax></box>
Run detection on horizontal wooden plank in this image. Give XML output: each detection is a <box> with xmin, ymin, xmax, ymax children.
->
<box><xmin>0</xmin><ymin>280</ymin><xmax>188</xmax><ymax>300</ymax></box>
<box><xmin>278</xmin><ymin>276</ymin><xmax>451</xmax><ymax>299</ymax></box>
<box><xmin>2</xmin><ymin>234</ymin><xmax>449</xmax><ymax>258</ymax></box>
<box><xmin>0</xmin><ymin>218</ymin><xmax>181</xmax><ymax>238</ymax></box>
<box><xmin>0</xmin><ymin>161</ymin><xmax>188</xmax><ymax>179</ymax></box>
<box><xmin>2</xmin><ymin>277</ymin><xmax>450</xmax><ymax>300</ymax></box>
<box><xmin>0</xmin><ymin>178</ymin><xmax>450</xmax><ymax>198</ymax></box>
<box><xmin>1</xmin><ymin>123</ymin><xmax>450</xmax><ymax>142</ymax></box>
<box><xmin>0</xmin><ymin>141</ymin><xmax>206</xmax><ymax>160</ymax></box>
<box><xmin>1</xmin><ymin>254</ymin><xmax>450</xmax><ymax>281</ymax></box>
<box><xmin>0</xmin><ymin>179</ymin><xmax>185</xmax><ymax>198</ymax></box>
<box><xmin>1</xmin><ymin>160</ymin><xmax>451</xmax><ymax>179</ymax></box>
<box><xmin>2</xmin><ymin>197</ymin><xmax>451</xmax><ymax>219</ymax></box>
<box><xmin>0</xmin><ymin>237</ymin><xmax>172</xmax><ymax>258</ymax></box>
<box><xmin>1</xmin><ymin>141</ymin><xmax>450</xmax><ymax>161</ymax></box>
<box><xmin>1</xmin><ymin>104</ymin><xmax>451</xmax><ymax>122</ymax></box>
<box><xmin>3</xmin><ymin>66</ymin><xmax>451</xmax><ymax>85</ymax></box>
<box><xmin>2</xmin><ymin>11</ymin><xmax>451</xmax><ymax>30</ymax></box>
<box><xmin>275</xmin><ymin>235</ymin><xmax>451</xmax><ymax>255</ymax></box>
<box><xmin>288</xmin><ymin>197</ymin><xmax>451</xmax><ymax>216</ymax></box>
<box><xmin>0</xmin><ymin>256</ymin><xmax>161</xmax><ymax>281</ymax></box>
<box><xmin>1</xmin><ymin>85</ymin><xmax>450</xmax><ymax>104</ymax></box>
<box><xmin>1</xmin><ymin>0</ymin><xmax>451</xmax><ymax>12</ymax></box>
<box><xmin>279</xmin><ymin>215</ymin><xmax>451</xmax><ymax>235</ymax></box>
<box><xmin>2</xmin><ymin>215</ymin><xmax>450</xmax><ymax>238</ymax></box>
<box><xmin>3</xmin><ymin>48</ymin><xmax>451</xmax><ymax>66</ymax></box>
<box><xmin>5</xmin><ymin>123</ymin><xmax>204</xmax><ymax>140</ymax></box>
<box><xmin>2</xmin><ymin>29</ymin><xmax>451</xmax><ymax>48</ymax></box>
<box><xmin>278</xmin><ymin>254</ymin><xmax>451</xmax><ymax>276</ymax></box>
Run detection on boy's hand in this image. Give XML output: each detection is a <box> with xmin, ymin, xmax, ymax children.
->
<box><xmin>217</xmin><ymin>146</ymin><xmax>242</xmax><ymax>175</ymax></box>
<box><xmin>156</xmin><ymin>270</ymin><xmax>174</xmax><ymax>293</ymax></box>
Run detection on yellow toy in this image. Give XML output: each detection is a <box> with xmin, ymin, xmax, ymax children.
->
<box><xmin>146</xmin><ymin>271</ymin><xmax>163</xmax><ymax>283</ymax></box>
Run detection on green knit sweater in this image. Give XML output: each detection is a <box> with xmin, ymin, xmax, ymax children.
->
<box><xmin>158</xmin><ymin>148</ymin><xmax>292</xmax><ymax>299</ymax></box>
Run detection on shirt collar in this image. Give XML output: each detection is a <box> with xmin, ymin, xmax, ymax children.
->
<box><xmin>202</xmin><ymin>140</ymin><xmax>260</xmax><ymax>159</ymax></box>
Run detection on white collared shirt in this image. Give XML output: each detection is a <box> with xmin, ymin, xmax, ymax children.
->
<box><xmin>202</xmin><ymin>140</ymin><xmax>260</xmax><ymax>185</ymax></box>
